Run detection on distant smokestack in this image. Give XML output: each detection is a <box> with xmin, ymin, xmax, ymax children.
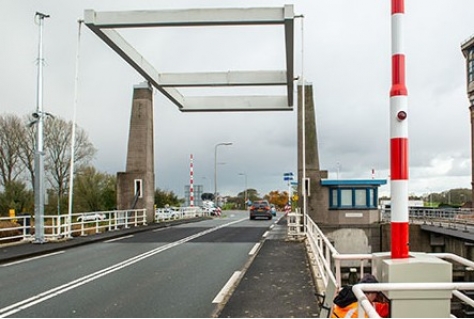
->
<box><xmin>190</xmin><ymin>154</ymin><xmax>194</xmax><ymax>207</ymax></box>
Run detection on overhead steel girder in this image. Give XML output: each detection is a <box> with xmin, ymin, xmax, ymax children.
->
<box><xmin>84</xmin><ymin>6</ymin><xmax>294</xmax><ymax>112</ymax></box>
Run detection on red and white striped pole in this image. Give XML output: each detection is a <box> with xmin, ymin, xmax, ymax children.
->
<box><xmin>390</xmin><ymin>0</ymin><xmax>409</xmax><ymax>259</ymax></box>
<box><xmin>190</xmin><ymin>154</ymin><xmax>194</xmax><ymax>207</ymax></box>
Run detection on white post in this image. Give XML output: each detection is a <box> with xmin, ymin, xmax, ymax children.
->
<box><xmin>67</xmin><ymin>20</ymin><xmax>83</xmax><ymax>239</ymax></box>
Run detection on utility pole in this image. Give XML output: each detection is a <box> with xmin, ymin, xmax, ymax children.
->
<box><xmin>33</xmin><ymin>12</ymin><xmax>50</xmax><ymax>244</ymax></box>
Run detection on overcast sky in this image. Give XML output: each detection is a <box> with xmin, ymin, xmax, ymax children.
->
<box><xmin>2</xmin><ymin>0</ymin><xmax>474</xmax><ymax>199</ymax></box>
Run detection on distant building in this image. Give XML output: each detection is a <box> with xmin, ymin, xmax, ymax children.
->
<box><xmin>184</xmin><ymin>184</ymin><xmax>203</xmax><ymax>207</ymax></box>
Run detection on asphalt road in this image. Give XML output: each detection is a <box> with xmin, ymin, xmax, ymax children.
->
<box><xmin>0</xmin><ymin>211</ymin><xmax>278</xmax><ymax>318</ymax></box>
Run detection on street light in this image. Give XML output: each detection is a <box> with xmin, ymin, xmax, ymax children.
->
<box><xmin>238</xmin><ymin>173</ymin><xmax>248</xmax><ymax>207</ymax></box>
<box><xmin>214</xmin><ymin>142</ymin><xmax>232</xmax><ymax>206</ymax></box>
<box><xmin>33</xmin><ymin>12</ymin><xmax>50</xmax><ymax>244</ymax></box>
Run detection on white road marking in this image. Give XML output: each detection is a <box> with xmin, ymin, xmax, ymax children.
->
<box><xmin>263</xmin><ymin>231</ymin><xmax>269</xmax><ymax>238</ymax></box>
<box><xmin>0</xmin><ymin>218</ymin><xmax>247</xmax><ymax>318</ymax></box>
<box><xmin>248</xmin><ymin>243</ymin><xmax>260</xmax><ymax>256</ymax></box>
<box><xmin>1</xmin><ymin>251</ymin><xmax>65</xmax><ymax>267</ymax></box>
<box><xmin>212</xmin><ymin>271</ymin><xmax>242</xmax><ymax>304</ymax></box>
<box><xmin>104</xmin><ymin>235</ymin><xmax>134</xmax><ymax>243</ymax></box>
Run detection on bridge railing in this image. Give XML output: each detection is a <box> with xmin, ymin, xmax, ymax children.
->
<box><xmin>0</xmin><ymin>209</ymin><xmax>147</xmax><ymax>243</ymax></box>
<box><xmin>303</xmin><ymin>213</ymin><xmax>474</xmax><ymax>318</ymax></box>
<box><xmin>1</xmin><ymin>206</ymin><xmax>211</xmax><ymax>244</ymax></box>
<box><xmin>154</xmin><ymin>206</ymin><xmax>209</xmax><ymax>221</ymax></box>
<box><xmin>382</xmin><ymin>207</ymin><xmax>474</xmax><ymax>224</ymax></box>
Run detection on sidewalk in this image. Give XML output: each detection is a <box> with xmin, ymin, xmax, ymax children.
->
<box><xmin>217</xmin><ymin>217</ymin><xmax>320</xmax><ymax>318</ymax></box>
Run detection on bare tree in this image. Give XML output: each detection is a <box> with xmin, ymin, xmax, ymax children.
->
<box><xmin>18</xmin><ymin>116</ymin><xmax>37</xmax><ymax>190</ymax></box>
<box><xmin>0</xmin><ymin>114</ymin><xmax>23</xmax><ymax>187</ymax></box>
<box><xmin>44</xmin><ymin>117</ymin><xmax>96</xmax><ymax>213</ymax></box>
<box><xmin>0</xmin><ymin>114</ymin><xmax>97</xmax><ymax>215</ymax></box>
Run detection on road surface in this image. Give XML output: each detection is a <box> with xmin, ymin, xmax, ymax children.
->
<box><xmin>0</xmin><ymin>210</ymin><xmax>278</xmax><ymax>318</ymax></box>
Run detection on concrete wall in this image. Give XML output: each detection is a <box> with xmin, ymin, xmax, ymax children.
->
<box><xmin>326</xmin><ymin>209</ymin><xmax>381</xmax><ymax>225</ymax></box>
<box><xmin>381</xmin><ymin>223</ymin><xmax>474</xmax><ymax>260</ymax></box>
<box><xmin>322</xmin><ymin>224</ymin><xmax>382</xmax><ymax>254</ymax></box>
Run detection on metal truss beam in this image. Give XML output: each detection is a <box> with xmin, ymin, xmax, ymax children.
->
<box><xmin>84</xmin><ymin>6</ymin><xmax>294</xmax><ymax>112</ymax></box>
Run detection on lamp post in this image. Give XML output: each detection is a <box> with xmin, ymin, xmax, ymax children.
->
<box><xmin>214</xmin><ymin>142</ymin><xmax>232</xmax><ymax>206</ymax></box>
<box><xmin>238</xmin><ymin>173</ymin><xmax>248</xmax><ymax>207</ymax></box>
<box><xmin>33</xmin><ymin>12</ymin><xmax>50</xmax><ymax>244</ymax></box>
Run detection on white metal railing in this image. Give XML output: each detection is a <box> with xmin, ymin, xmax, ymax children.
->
<box><xmin>0</xmin><ymin>215</ymin><xmax>32</xmax><ymax>243</ymax></box>
<box><xmin>353</xmin><ymin>281</ymin><xmax>474</xmax><ymax>318</ymax></box>
<box><xmin>154</xmin><ymin>206</ymin><xmax>209</xmax><ymax>221</ymax></box>
<box><xmin>287</xmin><ymin>210</ymin><xmax>304</xmax><ymax>237</ymax></box>
<box><xmin>0</xmin><ymin>206</ymin><xmax>213</xmax><ymax>244</ymax></box>
<box><xmin>0</xmin><ymin>209</ymin><xmax>147</xmax><ymax>243</ymax></box>
<box><xmin>382</xmin><ymin>207</ymin><xmax>474</xmax><ymax>224</ymax></box>
<box><xmin>303</xmin><ymin>213</ymin><xmax>474</xmax><ymax>318</ymax></box>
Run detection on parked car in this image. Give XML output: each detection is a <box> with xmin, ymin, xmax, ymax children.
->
<box><xmin>77</xmin><ymin>212</ymin><xmax>106</xmax><ymax>222</ymax></box>
<box><xmin>202</xmin><ymin>200</ymin><xmax>218</xmax><ymax>216</ymax></box>
<box><xmin>270</xmin><ymin>204</ymin><xmax>277</xmax><ymax>217</ymax></box>
<box><xmin>249</xmin><ymin>200</ymin><xmax>272</xmax><ymax>220</ymax></box>
<box><xmin>155</xmin><ymin>206</ymin><xmax>181</xmax><ymax>220</ymax></box>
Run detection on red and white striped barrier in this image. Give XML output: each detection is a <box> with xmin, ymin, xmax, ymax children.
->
<box><xmin>390</xmin><ymin>0</ymin><xmax>409</xmax><ymax>259</ymax></box>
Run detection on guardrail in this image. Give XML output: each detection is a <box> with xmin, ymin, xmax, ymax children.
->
<box><xmin>0</xmin><ymin>209</ymin><xmax>147</xmax><ymax>244</ymax></box>
<box><xmin>154</xmin><ymin>206</ymin><xmax>208</xmax><ymax>221</ymax></box>
<box><xmin>0</xmin><ymin>215</ymin><xmax>32</xmax><ymax>243</ymax></box>
<box><xmin>303</xmin><ymin>213</ymin><xmax>474</xmax><ymax>318</ymax></box>
<box><xmin>1</xmin><ymin>206</ymin><xmax>211</xmax><ymax>244</ymax></box>
<box><xmin>382</xmin><ymin>207</ymin><xmax>474</xmax><ymax>224</ymax></box>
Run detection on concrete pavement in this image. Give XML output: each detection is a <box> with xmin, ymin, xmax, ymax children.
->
<box><xmin>216</xmin><ymin>216</ymin><xmax>320</xmax><ymax>318</ymax></box>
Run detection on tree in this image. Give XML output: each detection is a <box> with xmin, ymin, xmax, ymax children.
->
<box><xmin>264</xmin><ymin>190</ymin><xmax>289</xmax><ymax>209</ymax></box>
<box><xmin>72</xmin><ymin>166</ymin><xmax>116</xmax><ymax>212</ymax></box>
<box><xmin>0</xmin><ymin>181</ymin><xmax>33</xmax><ymax>216</ymax></box>
<box><xmin>43</xmin><ymin>117</ymin><xmax>96</xmax><ymax>214</ymax></box>
<box><xmin>0</xmin><ymin>115</ymin><xmax>23</xmax><ymax>187</ymax></box>
<box><xmin>18</xmin><ymin>117</ymin><xmax>36</xmax><ymax>190</ymax></box>
<box><xmin>155</xmin><ymin>188</ymin><xmax>180</xmax><ymax>208</ymax></box>
<box><xmin>244</xmin><ymin>189</ymin><xmax>260</xmax><ymax>202</ymax></box>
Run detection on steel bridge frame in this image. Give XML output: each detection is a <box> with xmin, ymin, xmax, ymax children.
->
<box><xmin>84</xmin><ymin>5</ymin><xmax>295</xmax><ymax>112</ymax></box>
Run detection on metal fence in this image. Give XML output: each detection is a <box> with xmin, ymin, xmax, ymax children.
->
<box><xmin>0</xmin><ymin>209</ymin><xmax>147</xmax><ymax>243</ymax></box>
<box><xmin>1</xmin><ymin>206</ymin><xmax>212</xmax><ymax>244</ymax></box>
<box><xmin>381</xmin><ymin>207</ymin><xmax>474</xmax><ymax>223</ymax></box>
<box><xmin>303</xmin><ymin>213</ymin><xmax>474</xmax><ymax>318</ymax></box>
<box><xmin>154</xmin><ymin>206</ymin><xmax>208</xmax><ymax>221</ymax></box>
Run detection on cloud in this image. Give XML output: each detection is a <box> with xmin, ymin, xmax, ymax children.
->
<box><xmin>2</xmin><ymin>0</ymin><xmax>474</xmax><ymax>200</ymax></box>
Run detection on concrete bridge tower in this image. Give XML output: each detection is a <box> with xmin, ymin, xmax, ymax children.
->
<box><xmin>297</xmin><ymin>82</ymin><xmax>328</xmax><ymax>224</ymax></box>
<box><xmin>117</xmin><ymin>82</ymin><xmax>155</xmax><ymax>223</ymax></box>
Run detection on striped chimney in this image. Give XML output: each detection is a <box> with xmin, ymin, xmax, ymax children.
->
<box><xmin>390</xmin><ymin>0</ymin><xmax>409</xmax><ymax>258</ymax></box>
<box><xmin>190</xmin><ymin>154</ymin><xmax>194</xmax><ymax>207</ymax></box>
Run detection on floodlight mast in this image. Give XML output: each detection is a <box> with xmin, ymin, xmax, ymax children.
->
<box><xmin>33</xmin><ymin>12</ymin><xmax>50</xmax><ymax>244</ymax></box>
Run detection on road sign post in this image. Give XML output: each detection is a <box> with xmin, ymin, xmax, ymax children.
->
<box><xmin>283</xmin><ymin>173</ymin><xmax>294</xmax><ymax>206</ymax></box>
